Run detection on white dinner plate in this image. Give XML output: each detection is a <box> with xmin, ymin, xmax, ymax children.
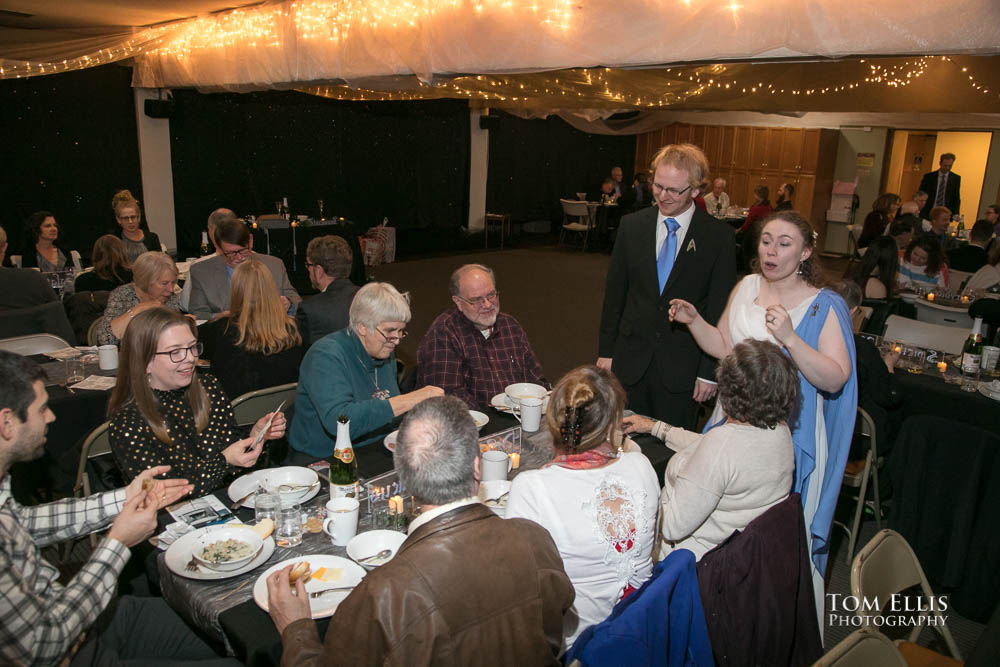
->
<box><xmin>384</xmin><ymin>430</ymin><xmax>398</xmax><ymax>452</ymax></box>
<box><xmin>978</xmin><ymin>382</ymin><xmax>1000</xmax><ymax>401</ymax></box>
<box><xmin>227</xmin><ymin>468</ymin><xmax>321</xmax><ymax>509</ymax></box>
<box><xmin>490</xmin><ymin>393</ymin><xmax>549</xmax><ymax>414</ymax></box>
<box><xmin>165</xmin><ymin>523</ymin><xmax>275</xmax><ymax>580</ymax></box>
<box><xmin>253</xmin><ymin>554</ymin><xmax>366</xmax><ymax>619</ymax></box>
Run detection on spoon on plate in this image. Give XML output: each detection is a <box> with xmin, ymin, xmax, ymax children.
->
<box><xmin>357</xmin><ymin>548</ymin><xmax>393</xmax><ymax>564</ymax></box>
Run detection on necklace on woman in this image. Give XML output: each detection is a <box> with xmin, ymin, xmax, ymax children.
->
<box><xmin>356</xmin><ymin>353</ymin><xmax>391</xmax><ymax>400</ymax></box>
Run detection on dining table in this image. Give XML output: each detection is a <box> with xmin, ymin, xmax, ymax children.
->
<box><xmin>894</xmin><ymin>366</ymin><xmax>1000</xmax><ymax>433</ymax></box>
<box><xmin>156</xmin><ymin>406</ymin><xmax>671</xmax><ymax>666</ymax></box>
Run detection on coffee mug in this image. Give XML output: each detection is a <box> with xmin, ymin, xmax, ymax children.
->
<box><xmin>519</xmin><ymin>397</ymin><xmax>543</xmax><ymax>432</ymax></box>
<box><xmin>98</xmin><ymin>344</ymin><xmax>119</xmax><ymax>371</ymax></box>
<box><xmin>481</xmin><ymin>449</ymin><xmax>512</xmax><ymax>482</ymax></box>
<box><xmin>323</xmin><ymin>497</ymin><xmax>360</xmax><ymax>546</ymax></box>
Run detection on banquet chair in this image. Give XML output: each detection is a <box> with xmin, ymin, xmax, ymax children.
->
<box><xmin>483</xmin><ymin>213</ymin><xmax>510</xmax><ymax>249</ymax></box>
<box><xmin>10</xmin><ymin>254</ymin><xmax>21</xmax><ymax>268</ymax></box>
<box><xmin>882</xmin><ymin>314</ymin><xmax>968</xmax><ymax>355</ymax></box>
<box><xmin>72</xmin><ymin>422</ymin><xmax>112</xmax><ymax>551</ymax></box>
<box><xmin>834</xmin><ymin>407</ymin><xmax>882</xmax><ymax>564</ymax></box>
<box><xmin>913</xmin><ymin>300</ymin><xmax>973</xmax><ymax>330</ymax></box>
<box><xmin>851</xmin><ymin>529</ymin><xmax>963</xmax><ymax>662</ymax></box>
<box><xmin>812</xmin><ymin>628</ymin><xmax>907</xmax><ymax>666</ymax></box>
<box><xmin>231</xmin><ymin>382</ymin><xmax>297</xmax><ymax>427</ymax></box>
<box><xmin>947</xmin><ymin>269</ymin><xmax>973</xmax><ymax>291</ymax></box>
<box><xmin>0</xmin><ymin>333</ymin><xmax>72</xmax><ymax>355</ymax></box>
<box><xmin>558</xmin><ymin>199</ymin><xmax>592</xmax><ymax>250</ymax></box>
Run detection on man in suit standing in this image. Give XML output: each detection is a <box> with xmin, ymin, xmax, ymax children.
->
<box><xmin>296</xmin><ymin>235</ymin><xmax>359</xmax><ymax>347</ymax></box>
<box><xmin>188</xmin><ymin>217</ymin><xmax>300</xmax><ymax>320</ymax></box>
<box><xmin>919</xmin><ymin>153</ymin><xmax>961</xmax><ymax>220</ymax></box>
<box><xmin>598</xmin><ymin>144</ymin><xmax>737</xmax><ymax>430</ymax></box>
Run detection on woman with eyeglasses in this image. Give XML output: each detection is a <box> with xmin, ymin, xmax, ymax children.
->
<box><xmin>113</xmin><ymin>190</ymin><xmax>162</xmax><ymax>263</ymax></box>
<box><xmin>108</xmin><ymin>307</ymin><xmax>285</xmax><ymax>496</ymax></box>
<box><xmin>287</xmin><ymin>282</ymin><xmax>443</xmax><ymax>462</ymax></box>
<box><xmin>198</xmin><ymin>260</ymin><xmax>305</xmax><ymax>399</ymax></box>
<box><xmin>96</xmin><ymin>251</ymin><xmax>184</xmax><ymax>345</ymax></box>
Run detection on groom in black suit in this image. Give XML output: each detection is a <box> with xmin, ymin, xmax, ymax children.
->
<box><xmin>598</xmin><ymin>144</ymin><xmax>737</xmax><ymax>430</ymax></box>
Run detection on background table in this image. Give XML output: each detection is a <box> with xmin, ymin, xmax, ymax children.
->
<box><xmin>896</xmin><ymin>370</ymin><xmax>1000</xmax><ymax>433</ymax></box>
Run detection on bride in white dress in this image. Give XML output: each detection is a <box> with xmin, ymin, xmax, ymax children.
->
<box><xmin>668</xmin><ymin>211</ymin><xmax>857</xmax><ymax>631</ymax></box>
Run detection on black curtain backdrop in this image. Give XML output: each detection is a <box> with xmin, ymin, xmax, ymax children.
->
<box><xmin>0</xmin><ymin>64</ymin><xmax>141</xmax><ymax>262</ymax></box>
<box><xmin>169</xmin><ymin>91</ymin><xmax>470</xmax><ymax>256</ymax></box>
<box><xmin>486</xmin><ymin>111</ymin><xmax>637</xmax><ymax>224</ymax></box>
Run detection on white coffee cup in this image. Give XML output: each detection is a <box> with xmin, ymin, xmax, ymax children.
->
<box><xmin>98</xmin><ymin>344</ymin><xmax>118</xmax><ymax>370</ymax></box>
<box><xmin>519</xmin><ymin>396</ymin><xmax>543</xmax><ymax>432</ymax></box>
<box><xmin>481</xmin><ymin>449</ymin><xmax>512</xmax><ymax>482</ymax></box>
<box><xmin>323</xmin><ymin>497</ymin><xmax>359</xmax><ymax>546</ymax></box>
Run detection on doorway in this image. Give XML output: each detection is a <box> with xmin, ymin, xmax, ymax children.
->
<box><xmin>885</xmin><ymin>130</ymin><xmax>992</xmax><ymax>220</ymax></box>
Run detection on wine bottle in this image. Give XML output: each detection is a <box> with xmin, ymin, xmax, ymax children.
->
<box><xmin>330</xmin><ymin>415</ymin><xmax>358</xmax><ymax>498</ymax></box>
<box><xmin>282</xmin><ymin>196</ymin><xmax>289</xmax><ymax>221</ymax></box>
<box><xmin>961</xmin><ymin>316</ymin><xmax>984</xmax><ymax>377</ymax></box>
<box><xmin>200</xmin><ymin>231</ymin><xmax>211</xmax><ymax>256</ymax></box>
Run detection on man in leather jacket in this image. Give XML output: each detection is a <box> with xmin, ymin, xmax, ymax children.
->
<box><xmin>267</xmin><ymin>396</ymin><xmax>574</xmax><ymax>666</ymax></box>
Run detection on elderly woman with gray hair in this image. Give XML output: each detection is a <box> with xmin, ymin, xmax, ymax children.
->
<box><xmin>288</xmin><ymin>282</ymin><xmax>443</xmax><ymax>459</ymax></box>
<box><xmin>96</xmin><ymin>251</ymin><xmax>183</xmax><ymax>345</ymax></box>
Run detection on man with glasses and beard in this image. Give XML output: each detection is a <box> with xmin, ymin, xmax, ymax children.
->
<box><xmin>416</xmin><ymin>264</ymin><xmax>549</xmax><ymax>411</ymax></box>
<box><xmin>187</xmin><ymin>216</ymin><xmax>300</xmax><ymax>320</ymax></box>
<box><xmin>598</xmin><ymin>144</ymin><xmax>736</xmax><ymax>431</ymax></box>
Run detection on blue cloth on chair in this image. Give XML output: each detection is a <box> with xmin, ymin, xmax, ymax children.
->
<box><xmin>564</xmin><ymin>549</ymin><xmax>713</xmax><ymax>667</ymax></box>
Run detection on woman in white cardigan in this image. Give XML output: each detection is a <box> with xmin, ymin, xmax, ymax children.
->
<box><xmin>623</xmin><ymin>339</ymin><xmax>798</xmax><ymax>562</ymax></box>
<box><xmin>506</xmin><ymin>365</ymin><xmax>660</xmax><ymax>651</ymax></box>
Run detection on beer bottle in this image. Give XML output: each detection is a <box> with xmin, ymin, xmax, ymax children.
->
<box><xmin>200</xmin><ymin>231</ymin><xmax>211</xmax><ymax>256</ymax></box>
<box><xmin>330</xmin><ymin>415</ymin><xmax>358</xmax><ymax>498</ymax></box>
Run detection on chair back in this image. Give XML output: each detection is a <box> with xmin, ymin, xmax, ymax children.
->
<box><xmin>560</xmin><ymin>199</ymin><xmax>591</xmax><ymax>218</ymax></box>
<box><xmin>913</xmin><ymin>300</ymin><xmax>973</xmax><ymax>330</ymax></box>
<box><xmin>883</xmin><ymin>314</ymin><xmax>969</xmax><ymax>355</ymax></box>
<box><xmin>851</xmin><ymin>529</ymin><xmax>962</xmax><ymax>660</ymax></box>
<box><xmin>231</xmin><ymin>382</ymin><xmax>298</xmax><ymax>427</ymax></box>
<box><xmin>75</xmin><ymin>422</ymin><xmax>111</xmax><ymax>498</ymax></box>
<box><xmin>0</xmin><ymin>333</ymin><xmax>72</xmax><ymax>355</ymax></box>
<box><xmin>812</xmin><ymin>628</ymin><xmax>907</xmax><ymax>666</ymax></box>
<box><xmin>10</xmin><ymin>255</ymin><xmax>22</xmax><ymax>268</ymax></box>
<box><xmin>948</xmin><ymin>268</ymin><xmax>974</xmax><ymax>291</ymax></box>
<box><xmin>70</xmin><ymin>250</ymin><xmax>83</xmax><ymax>272</ymax></box>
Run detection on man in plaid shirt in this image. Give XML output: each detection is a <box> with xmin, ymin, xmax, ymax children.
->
<box><xmin>416</xmin><ymin>264</ymin><xmax>549</xmax><ymax>410</ymax></box>
<box><xmin>0</xmin><ymin>351</ymin><xmax>236</xmax><ymax>666</ymax></box>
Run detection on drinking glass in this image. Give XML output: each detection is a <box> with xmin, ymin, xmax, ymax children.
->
<box><xmin>64</xmin><ymin>357</ymin><xmax>85</xmax><ymax>384</ymax></box>
<box><xmin>254</xmin><ymin>488</ymin><xmax>280</xmax><ymax>523</ymax></box>
<box><xmin>276</xmin><ymin>502</ymin><xmax>303</xmax><ymax>547</ymax></box>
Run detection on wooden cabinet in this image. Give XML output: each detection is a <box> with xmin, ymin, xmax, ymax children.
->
<box><xmin>780</xmin><ymin>129</ymin><xmax>804</xmax><ymax>172</ymax></box>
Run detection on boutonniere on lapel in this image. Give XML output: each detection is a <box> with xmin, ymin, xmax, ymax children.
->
<box><xmin>686</xmin><ymin>239</ymin><xmax>697</xmax><ymax>253</ymax></box>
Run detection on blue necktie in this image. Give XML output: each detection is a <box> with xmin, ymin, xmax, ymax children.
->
<box><xmin>657</xmin><ymin>217</ymin><xmax>680</xmax><ymax>294</ymax></box>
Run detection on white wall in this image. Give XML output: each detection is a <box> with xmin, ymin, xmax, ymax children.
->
<box><xmin>834</xmin><ymin>127</ymin><xmax>890</xmax><ymax>218</ymax></box>
<box><xmin>977</xmin><ymin>131</ymin><xmax>1000</xmax><ymax>218</ymax></box>
<box><xmin>134</xmin><ymin>88</ymin><xmax>177</xmax><ymax>252</ymax></box>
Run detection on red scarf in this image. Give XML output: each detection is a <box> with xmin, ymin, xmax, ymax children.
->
<box><xmin>546</xmin><ymin>441</ymin><xmax>620</xmax><ymax>470</ymax></box>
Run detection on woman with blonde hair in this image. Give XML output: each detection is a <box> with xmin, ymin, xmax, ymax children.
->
<box><xmin>108</xmin><ymin>308</ymin><xmax>285</xmax><ymax>496</ymax></box>
<box><xmin>74</xmin><ymin>234</ymin><xmax>133</xmax><ymax>292</ymax></box>
<box><xmin>199</xmin><ymin>260</ymin><xmax>305</xmax><ymax>398</ymax></box>
<box><xmin>506</xmin><ymin>365</ymin><xmax>660</xmax><ymax>651</ymax></box>
<box><xmin>112</xmin><ymin>189</ymin><xmax>161</xmax><ymax>263</ymax></box>
<box><xmin>96</xmin><ymin>251</ymin><xmax>182</xmax><ymax>345</ymax></box>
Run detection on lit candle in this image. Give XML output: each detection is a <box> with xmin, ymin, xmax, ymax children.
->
<box><xmin>961</xmin><ymin>295</ymin><xmax>969</xmax><ymax>303</ymax></box>
<box><xmin>252</xmin><ymin>222</ymin><xmax>258</xmax><ymax>229</ymax></box>
<box><xmin>937</xmin><ymin>361</ymin><xmax>948</xmax><ymax>373</ymax></box>
<box><xmin>389</xmin><ymin>495</ymin><xmax>403</xmax><ymax>514</ymax></box>
<box><xmin>927</xmin><ymin>293</ymin><xmax>935</xmax><ymax>301</ymax></box>
<box><xmin>894</xmin><ymin>345</ymin><xmax>902</xmax><ymax>354</ymax></box>
<box><xmin>510</xmin><ymin>452</ymin><xmax>520</xmax><ymax>469</ymax></box>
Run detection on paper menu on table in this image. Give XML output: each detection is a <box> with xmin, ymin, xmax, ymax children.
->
<box><xmin>70</xmin><ymin>375</ymin><xmax>117</xmax><ymax>391</ymax></box>
<box><xmin>167</xmin><ymin>494</ymin><xmax>236</xmax><ymax>528</ymax></box>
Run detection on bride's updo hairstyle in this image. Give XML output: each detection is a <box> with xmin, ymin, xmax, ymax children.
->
<box><xmin>546</xmin><ymin>365</ymin><xmax>626</xmax><ymax>453</ymax></box>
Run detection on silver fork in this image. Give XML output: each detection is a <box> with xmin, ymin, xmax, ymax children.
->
<box><xmin>309</xmin><ymin>586</ymin><xmax>355</xmax><ymax>598</ymax></box>
<box><xmin>185</xmin><ymin>556</ymin><xmax>200</xmax><ymax>573</ymax></box>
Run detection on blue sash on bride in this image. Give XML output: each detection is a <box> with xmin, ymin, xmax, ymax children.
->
<box><xmin>705</xmin><ymin>289</ymin><xmax>857</xmax><ymax>575</ymax></box>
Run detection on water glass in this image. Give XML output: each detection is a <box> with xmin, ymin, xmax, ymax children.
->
<box><xmin>276</xmin><ymin>502</ymin><xmax>303</xmax><ymax>547</ymax></box>
<box><xmin>64</xmin><ymin>357</ymin><xmax>85</xmax><ymax>384</ymax></box>
<box><xmin>254</xmin><ymin>488</ymin><xmax>280</xmax><ymax>523</ymax></box>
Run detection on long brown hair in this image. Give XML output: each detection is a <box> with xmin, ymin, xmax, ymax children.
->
<box><xmin>227</xmin><ymin>260</ymin><xmax>301</xmax><ymax>354</ymax></box>
<box><xmin>91</xmin><ymin>234</ymin><xmax>131</xmax><ymax>282</ymax></box>
<box><xmin>753</xmin><ymin>210</ymin><xmax>828</xmax><ymax>288</ymax></box>
<box><xmin>108</xmin><ymin>308</ymin><xmax>209</xmax><ymax>443</ymax></box>
<box><xmin>546</xmin><ymin>365</ymin><xmax>626</xmax><ymax>454</ymax></box>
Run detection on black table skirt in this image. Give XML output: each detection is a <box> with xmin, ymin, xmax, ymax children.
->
<box><xmin>896</xmin><ymin>371</ymin><xmax>1000</xmax><ymax>433</ymax></box>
